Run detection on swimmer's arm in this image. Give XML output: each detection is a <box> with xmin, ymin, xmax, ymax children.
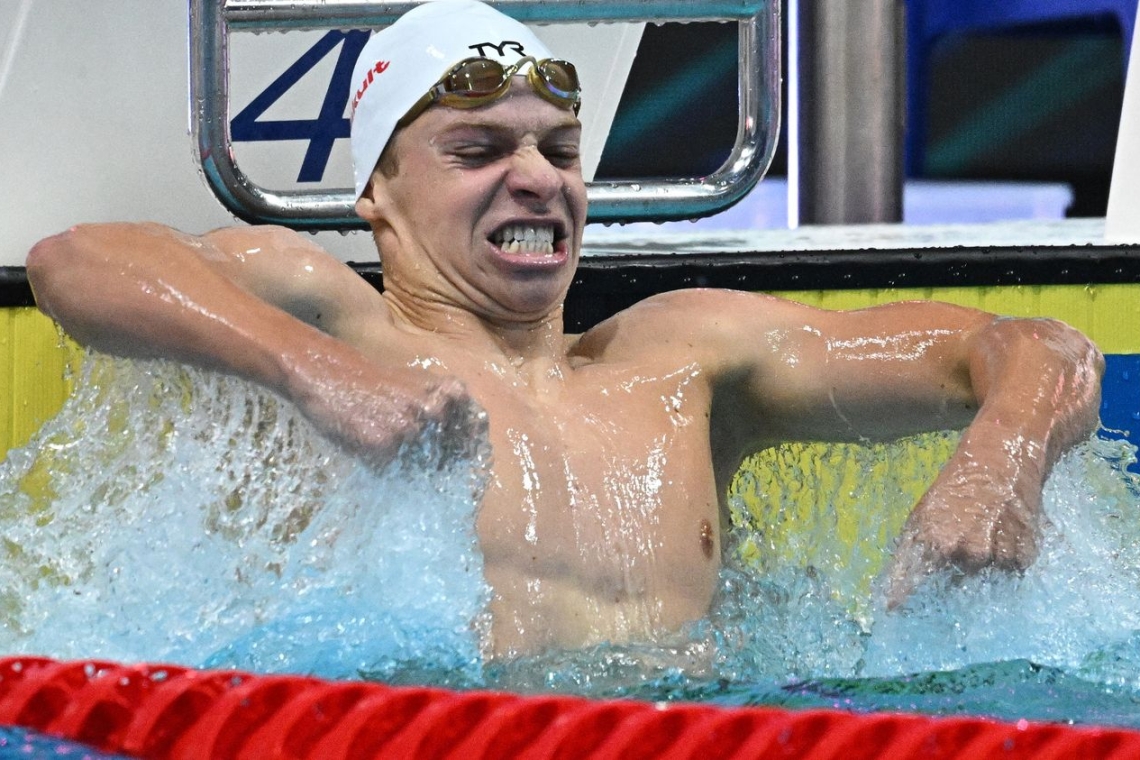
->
<box><xmin>877</xmin><ymin>313</ymin><xmax>1103</xmax><ymax>606</ymax></box>
<box><xmin>27</xmin><ymin>222</ymin><xmax>383</xmax><ymax>359</ymax></box>
<box><xmin>592</xmin><ymin>291</ymin><xmax>1102</xmax><ymax>596</ymax></box>
<box><xmin>200</xmin><ymin>225</ymin><xmax>384</xmax><ymax>344</ymax></box>
<box><xmin>719</xmin><ymin>294</ymin><xmax>1103</xmax><ymax>603</ymax></box>
<box><xmin>595</xmin><ymin>292</ymin><xmax>1005</xmax><ymax>443</ymax></box>
<box><xmin>26</xmin><ymin>222</ymin><xmax>476</xmax><ymax>465</ymax></box>
<box><xmin>751</xmin><ymin>299</ymin><xmax>1101</xmax><ymax>449</ymax></box>
<box><xmin>645</xmin><ymin>291</ymin><xmax>1101</xmax><ymax>457</ymax></box>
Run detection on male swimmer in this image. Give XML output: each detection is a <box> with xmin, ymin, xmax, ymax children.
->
<box><xmin>26</xmin><ymin>0</ymin><xmax>1103</xmax><ymax>659</ymax></box>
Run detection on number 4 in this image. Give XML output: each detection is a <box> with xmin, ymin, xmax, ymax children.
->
<box><xmin>231</xmin><ymin>30</ymin><xmax>371</xmax><ymax>183</ymax></box>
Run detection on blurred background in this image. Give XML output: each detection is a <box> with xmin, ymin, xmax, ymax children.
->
<box><xmin>597</xmin><ymin>0</ymin><xmax>1128</xmax><ymax>223</ymax></box>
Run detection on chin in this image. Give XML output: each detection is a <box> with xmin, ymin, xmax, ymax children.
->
<box><xmin>489</xmin><ymin>283</ymin><xmax>570</xmax><ymax>322</ymax></box>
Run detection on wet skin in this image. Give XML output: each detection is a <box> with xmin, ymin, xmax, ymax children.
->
<box><xmin>360</xmin><ymin>332</ymin><xmax>722</xmax><ymax>657</ymax></box>
<box><xmin>27</xmin><ymin>86</ymin><xmax>1104</xmax><ymax>659</ymax></box>
<box><xmin>347</xmin><ymin>89</ymin><xmax>722</xmax><ymax>655</ymax></box>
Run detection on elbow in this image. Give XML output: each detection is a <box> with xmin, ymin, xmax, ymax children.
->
<box><xmin>1067</xmin><ymin>323</ymin><xmax>1105</xmax><ymax>433</ymax></box>
<box><xmin>986</xmin><ymin>316</ymin><xmax>1103</xmax><ymax>378</ymax></box>
<box><xmin>1063</xmin><ymin>326</ymin><xmax>1105</xmax><ymax>445</ymax></box>
<box><xmin>1034</xmin><ymin>317</ymin><xmax>1104</xmax><ymax>388</ymax></box>
<box><xmin>974</xmin><ymin>316</ymin><xmax>1104</xmax><ymax>428</ymax></box>
<box><xmin>26</xmin><ymin>227</ymin><xmax>82</xmax><ymax>317</ymax></box>
<box><xmin>26</xmin><ymin>223</ymin><xmax>115</xmax><ymax>320</ymax></box>
<box><xmin>1019</xmin><ymin>317</ymin><xmax>1104</xmax><ymax>436</ymax></box>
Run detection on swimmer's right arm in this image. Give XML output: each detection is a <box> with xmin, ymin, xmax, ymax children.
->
<box><xmin>27</xmin><ymin>222</ymin><xmax>371</xmax><ymax>369</ymax></box>
<box><xmin>26</xmin><ymin>222</ymin><xmax>478</xmax><ymax>466</ymax></box>
<box><xmin>30</xmin><ymin>222</ymin><xmax>382</xmax><ymax>345</ymax></box>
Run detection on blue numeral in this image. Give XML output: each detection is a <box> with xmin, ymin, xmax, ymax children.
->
<box><xmin>231</xmin><ymin>30</ymin><xmax>371</xmax><ymax>183</ymax></box>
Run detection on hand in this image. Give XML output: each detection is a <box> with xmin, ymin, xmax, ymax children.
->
<box><xmin>286</xmin><ymin>349</ymin><xmax>485</xmax><ymax>471</ymax></box>
<box><xmin>884</xmin><ymin>449</ymin><xmax>1044</xmax><ymax>609</ymax></box>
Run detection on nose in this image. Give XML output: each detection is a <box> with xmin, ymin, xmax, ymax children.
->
<box><xmin>504</xmin><ymin>147</ymin><xmax>561</xmax><ymax>206</ymax></box>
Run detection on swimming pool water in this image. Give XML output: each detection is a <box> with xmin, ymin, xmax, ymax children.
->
<box><xmin>0</xmin><ymin>725</ymin><xmax>131</xmax><ymax>759</ymax></box>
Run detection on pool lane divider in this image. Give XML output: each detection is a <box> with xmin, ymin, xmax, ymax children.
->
<box><xmin>0</xmin><ymin>657</ymin><xmax>1139</xmax><ymax>759</ymax></box>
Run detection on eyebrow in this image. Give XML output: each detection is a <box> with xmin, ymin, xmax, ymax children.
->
<box><xmin>436</xmin><ymin>116</ymin><xmax>582</xmax><ymax>140</ymax></box>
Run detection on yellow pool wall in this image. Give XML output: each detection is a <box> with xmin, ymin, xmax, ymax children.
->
<box><xmin>6</xmin><ymin>282</ymin><xmax>1138</xmax><ymax>455</ymax></box>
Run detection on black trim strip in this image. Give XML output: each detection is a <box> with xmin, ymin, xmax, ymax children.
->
<box><xmin>570</xmin><ymin>244</ymin><xmax>1140</xmax><ymax>330</ymax></box>
<box><xmin>7</xmin><ymin>243</ymin><xmax>1140</xmax><ymax>330</ymax></box>
<box><xmin>0</xmin><ymin>268</ymin><xmax>35</xmax><ymax>308</ymax></box>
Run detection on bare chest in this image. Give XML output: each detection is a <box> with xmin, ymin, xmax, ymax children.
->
<box><xmin>469</xmin><ymin>363</ymin><xmax>720</xmax><ymax>589</ymax></box>
<box><xmin>373</xmin><ymin>328</ymin><xmax>726</xmax><ymax>651</ymax></box>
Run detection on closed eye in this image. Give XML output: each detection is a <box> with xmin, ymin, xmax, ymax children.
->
<box><xmin>542</xmin><ymin>145</ymin><xmax>580</xmax><ymax>169</ymax></box>
<box><xmin>450</xmin><ymin>143</ymin><xmax>506</xmax><ymax>166</ymax></box>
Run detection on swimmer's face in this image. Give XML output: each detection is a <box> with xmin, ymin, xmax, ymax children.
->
<box><xmin>357</xmin><ymin>82</ymin><xmax>586</xmax><ymax>322</ymax></box>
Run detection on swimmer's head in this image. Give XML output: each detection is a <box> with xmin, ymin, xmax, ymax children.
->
<box><xmin>349</xmin><ymin>0</ymin><xmax>581</xmax><ymax>199</ymax></box>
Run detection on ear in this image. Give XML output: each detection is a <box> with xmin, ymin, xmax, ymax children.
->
<box><xmin>360</xmin><ymin>173</ymin><xmax>410</xmax><ymax>229</ymax></box>
<box><xmin>354</xmin><ymin>175</ymin><xmax>390</xmax><ymax>224</ymax></box>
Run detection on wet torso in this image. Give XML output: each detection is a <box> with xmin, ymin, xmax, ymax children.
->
<box><xmin>364</xmin><ymin>325</ymin><xmax>724</xmax><ymax>658</ymax></box>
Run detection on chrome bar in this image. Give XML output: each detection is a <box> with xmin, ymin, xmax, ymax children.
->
<box><xmin>794</xmin><ymin>0</ymin><xmax>904</xmax><ymax>224</ymax></box>
<box><xmin>224</xmin><ymin>0</ymin><xmax>769</xmax><ymax>27</ymax></box>
<box><xmin>190</xmin><ymin>0</ymin><xmax>780</xmax><ymax>229</ymax></box>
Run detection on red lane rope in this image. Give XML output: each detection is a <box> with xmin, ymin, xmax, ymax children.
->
<box><xmin>0</xmin><ymin>656</ymin><xmax>1138</xmax><ymax>759</ymax></box>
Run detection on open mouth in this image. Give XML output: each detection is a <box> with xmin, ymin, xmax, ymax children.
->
<box><xmin>491</xmin><ymin>223</ymin><xmax>561</xmax><ymax>255</ymax></box>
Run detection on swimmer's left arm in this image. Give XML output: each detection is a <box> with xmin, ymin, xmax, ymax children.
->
<box><xmin>880</xmin><ymin>314</ymin><xmax>1103</xmax><ymax>607</ymax></box>
<box><xmin>589</xmin><ymin>291</ymin><xmax>1100</xmax><ymax>445</ymax></box>
<box><xmin>598</xmin><ymin>291</ymin><xmax>1103</xmax><ymax>603</ymax></box>
<box><xmin>756</xmin><ymin>299</ymin><xmax>1101</xmax><ymax>451</ymax></box>
<box><xmin>727</xmin><ymin>295</ymin><xmax>1104</xmax><ymax>606</ymax></box>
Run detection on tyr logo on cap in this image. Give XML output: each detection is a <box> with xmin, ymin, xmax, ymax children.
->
<box><xmin>468</xmin><ymin>40</ymin><xmax>526</xmax><ymax>57</ymax></box>
<box><xmin>351</xmin><ymin>60</ymin><xmax>391</xmax><ymax>117</ymax></box>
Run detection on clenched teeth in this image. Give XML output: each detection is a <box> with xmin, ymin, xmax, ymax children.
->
<box><xmin>493</xmin><ymin>224</ymin><xmax>555</xmax><ymax>254</ymax></box>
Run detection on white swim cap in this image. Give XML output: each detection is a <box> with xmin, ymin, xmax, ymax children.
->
<box><xmin>349</xmin><ymin>0</ymin><xmax>557</xmax><ymax>199</ymax></box>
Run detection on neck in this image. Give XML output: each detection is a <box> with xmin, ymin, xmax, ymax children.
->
<box><xmin>382</xmin><ymin>287</ymin><xmax>569</xmax><ymax>366</ymax></box>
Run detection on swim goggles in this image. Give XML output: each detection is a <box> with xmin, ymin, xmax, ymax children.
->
<box><xmin>398</xmin><ymin>56</ymin><xmax>581</xmax><ymax>126</ymax></box>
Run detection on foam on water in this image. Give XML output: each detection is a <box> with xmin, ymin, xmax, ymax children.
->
<box><xmin>2</xmin><ymin>351</ymin><xmax>1140</xmax><ymax>718</ymax></box>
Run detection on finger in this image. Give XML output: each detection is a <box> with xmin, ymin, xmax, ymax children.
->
<box><xmin>991</xmin><ymin>524</ymin><xmax>1038</xmax><ymax>573</ymax></box>
<box><xmin>885</xmin><ymin>533</ymin><xmax>930</xmax><ymax>611</ymax></box>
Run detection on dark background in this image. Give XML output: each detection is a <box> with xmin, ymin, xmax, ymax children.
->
<box><xmin>595</xmin><ymin>5</ymin><xmax>1127</xmax><ymax>218</ymax></box>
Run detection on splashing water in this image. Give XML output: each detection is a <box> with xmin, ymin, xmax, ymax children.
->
<box><xmin>3</xmin><ymin>353</ymin><xmax>1140</xmax><ymax>726</ymax></box>
<box><xmin>478</xmin><ymin>435</ymin><xmax>1140</xmax><ymax>727</ymax></box>
<box><xmin>860</xmin><ymin>437</ymin><xmax>1140</xmax><ymax>683</ymax></box>
<box><xmin>0</xmin><ymin>353</ymin><xmax>491</xmax><ymax>685</ymax></box>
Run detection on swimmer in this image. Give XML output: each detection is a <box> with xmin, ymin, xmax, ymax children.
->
<box><xmin>26</xmin><ymin>0</ymin><xmax>1103</xmax><ymax>657</ymax></box>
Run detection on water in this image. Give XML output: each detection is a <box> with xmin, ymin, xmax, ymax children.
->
<box><xmin>0</xmin><ymin>726</ymin><xmax>131</xmax><ymax>759</ymax></box>
<box><xmin>3</xmin><ymin>352</ymin><xmax>1140</xmax><ymax>728</ymax></box>
<box><xmin>0</xmin><ymin>353</ymin><xmax>491</xmax><ymax>686</ymax></box>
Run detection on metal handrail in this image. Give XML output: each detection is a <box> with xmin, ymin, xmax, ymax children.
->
<box><xmin>189</xmin><ymin>0</ymin><xmax>781</xmax><ymax>229</ymax></box>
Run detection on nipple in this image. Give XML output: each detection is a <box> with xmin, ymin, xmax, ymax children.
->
<box><xmin>700</xmin><ymin>518</ymin><xmax>715</xmax><ymax>559</ymax></box>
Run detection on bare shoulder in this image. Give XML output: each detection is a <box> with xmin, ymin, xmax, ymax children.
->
<box><xmin>203</xmin><ymin>225</ymin><xmax>388</xmax><ymax>341</ymax></box>
<box><xmin>203</xmin><ymin>224</ymin><xmax>354</xmax><ymax>282</ymax></box>
<box><xmin>572</xmin><ymin>288</ymin><xmax>998</xmax><ymax>373</ymax></box>
<box><xmin>572</xmin><ymin>289</ymin><xmax>804</xmax><ymax>363</ymax></box>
